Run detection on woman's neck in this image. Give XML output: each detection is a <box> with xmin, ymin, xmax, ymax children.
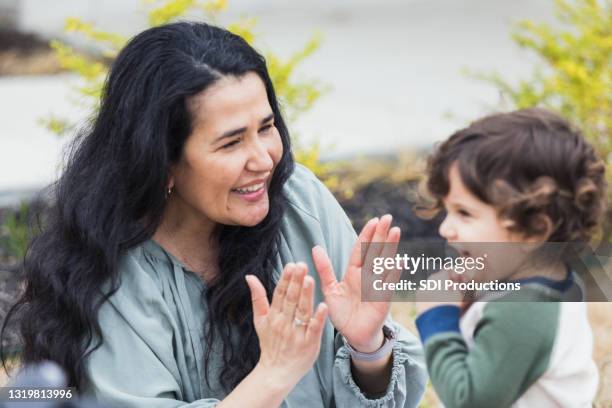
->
<box><xmin>153</xmin><ymin>197</ymin><xmax>219</xmax><ymax>280</ymax></box>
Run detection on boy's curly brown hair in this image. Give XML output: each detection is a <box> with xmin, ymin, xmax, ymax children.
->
<box><xmin>418</xmin><ymin>108</ymin><xmax>607</xmax><ymax>242</ymax></box>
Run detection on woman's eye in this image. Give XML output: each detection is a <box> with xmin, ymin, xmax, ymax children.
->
<box><xmin>222</xmin><ymin>139</ymin><xmax>240</xmax><ymax>149</ymax></box>
<box><xmin>259</xmin><ymin>124</ymin><xmax>274</xmax><ymax>134</ymax></box>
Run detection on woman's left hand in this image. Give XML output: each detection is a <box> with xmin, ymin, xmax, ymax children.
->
<box><xmin>312</xmin><ymin>215</ymin><xmax>400</xmax><ymax>353</ymax></box>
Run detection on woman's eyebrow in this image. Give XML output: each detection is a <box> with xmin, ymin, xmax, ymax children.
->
<box><xmin>217</xmin><ymin>127</ymin><xmax>246</xmax><ymax>141</ymax></box>
<box><xmin>260</xmin><ymin>113</ymin><xmax>274</xmax><ymax>124</ymax></box>
<box><xmin>215</xmin><ymin>113</ymin><xmax>275</xmax><ymax>143</ymax></box>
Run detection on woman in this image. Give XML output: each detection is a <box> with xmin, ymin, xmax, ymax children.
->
<box><xmin>4</xmin><ymin>22</ymin><xmax>426</xmax><ymax>407</ymax></box>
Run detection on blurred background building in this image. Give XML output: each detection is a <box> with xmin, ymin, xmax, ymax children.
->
<box><xmin>0</xmin><ymin>0</ymin><xmax>557</xmax><ymax>203</ymax></box>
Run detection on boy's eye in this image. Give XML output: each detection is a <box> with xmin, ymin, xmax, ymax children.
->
<box><xmin>458</xmin><ymin>209</ymin><xmax>471</xmax><ymax>217</ymax></box>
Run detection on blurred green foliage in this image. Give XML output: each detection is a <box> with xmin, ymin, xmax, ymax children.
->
<box><xmin>40</xmin><ymin>0</ymin><xmax>334</xmax><ymax>181</ymax></box>
<box><xmin>474</xmin><ymin>0</ymin><xmax>611</xmax><ymax>209</ymax></box>
<box><xmin>0</xmin><ymin>203</ymin><xmax>31</xmax><ymax>262</ymax></box>
<box><xmin>477</xmin><ymin>0</ymin><xmax>611</xmax><ymax>139</ymax></box>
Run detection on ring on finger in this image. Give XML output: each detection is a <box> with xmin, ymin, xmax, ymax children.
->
<box><xmin>293</xmin><ymin>317</ymin><xmax>307</xmax><ymax>327</ymax></box>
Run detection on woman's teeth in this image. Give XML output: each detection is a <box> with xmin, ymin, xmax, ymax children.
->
<box><xmin>233</xmin><ymin>183</ymin><xmax>264</xmax><ymax>194</ymax></box>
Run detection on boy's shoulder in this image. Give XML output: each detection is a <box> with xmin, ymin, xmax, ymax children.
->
<box><xmin>462</xmin><ymin>299</ymin><xmax>560</xmax><ymax>345</ymax></box>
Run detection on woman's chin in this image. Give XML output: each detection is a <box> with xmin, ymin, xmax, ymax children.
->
<box><xmin>236</xmin><ymin>205</ymin><xmax>270</xmax><ymax>227</ymax></box>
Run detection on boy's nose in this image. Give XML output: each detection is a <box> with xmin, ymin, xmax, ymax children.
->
<box><xmin>438</xmin><ymin>215</ymin><xmax>457</xmax><ymax>241</ymax></box>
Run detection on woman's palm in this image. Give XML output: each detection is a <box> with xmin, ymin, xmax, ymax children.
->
<box><xmin>312</xmin><ymin>215</ymin><xmax>400</xmax><ymax>350</ymax></box>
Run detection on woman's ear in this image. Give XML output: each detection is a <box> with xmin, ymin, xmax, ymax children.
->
<box><xmin>167</xmin><ymin>164</ymin><xmax>177</xmax><ymax>190</ymax></box>
<box><xmin>165</xmin><ymin>168</ymin><xmax>176</xmax><ymax>198</ymax></box>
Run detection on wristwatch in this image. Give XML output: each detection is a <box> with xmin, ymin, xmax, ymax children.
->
<box><xmin>342</xmin><ymin>324</ymin><xmax>396</xmax><ymax>362</ymax></box>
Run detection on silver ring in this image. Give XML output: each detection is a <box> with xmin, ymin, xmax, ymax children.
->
<box><xmin>293</xmin><ymin>317</ymin><xmax>307</xmax><ymax>327</ymax></box>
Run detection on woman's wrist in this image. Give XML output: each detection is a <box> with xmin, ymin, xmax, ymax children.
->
<box><xmin>217</xmin><ymin>363</ymin><xmax>294</xmax><ymax>408</ymax></box>
<box><xmin>348</xmin><ymin>328</ymin><xmax>393</xmax><ymax>374</ymax></box>
<box><xmin>347</xmin><ymin>329</ymin><xmax>386</xmax><ymax>353</ymax></box>
<box><xmin>251</xmin><ymin>362</ymin><xmax>297</xmax><ymax>396</ymax></box>
<box><xmin>344</xmin><ymin>324</ymin><xmax>396</xmax><ymax>359</ymax></box>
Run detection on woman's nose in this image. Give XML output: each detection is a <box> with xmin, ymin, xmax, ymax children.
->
<box><xmin>245</xmin><ymin>138</ymin><xmax>274</xmax><ymax>173</ymax></box>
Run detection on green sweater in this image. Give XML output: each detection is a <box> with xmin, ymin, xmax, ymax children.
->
<box><xmin>83</xmin><ymin>164</ymin><xmax>428</xmax><ymax>408</ymax></box>
<box><xmin>416</xmin><ymin>278</ymin><xmax>598</xmax><ymax>408</ymax></box>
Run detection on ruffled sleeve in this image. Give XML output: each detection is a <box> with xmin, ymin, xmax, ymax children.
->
<box><xmin>331</xmin><ymin>320</ymin><xmax>427</xmax><ymax>407</ymax></box>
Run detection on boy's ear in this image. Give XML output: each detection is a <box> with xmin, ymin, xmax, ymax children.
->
<box><xmin>517</xmin><ymin>214</ymin><xmax>554</xmax><ymax>244</ymax></box>
<box><xmin>502</xmin><ymin>216</ymin><xmax>553</xmax><ymax>243</ymax></box>
<box><xmin>530</xmin><ymin>214</ymin><xmax>554</xmax><ymax>242</ymax></box>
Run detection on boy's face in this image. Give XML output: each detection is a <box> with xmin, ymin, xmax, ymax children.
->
<box><xmin>439</xmin><ymin>163</ymin><xmax>516</xmax><ymax>243</ymax></box>
<box><xmin>439</xmin><ymin>163</ymin><xmax>528</xmax><ymax>281</ymax></box>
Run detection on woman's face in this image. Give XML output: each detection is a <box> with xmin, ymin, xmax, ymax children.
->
<box><xmin>169</xmin><ymin>72</ymin><xmax>283</xmax><ymax>228</ymax></box>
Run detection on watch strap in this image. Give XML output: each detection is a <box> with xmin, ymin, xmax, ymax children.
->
<box><xmin>342</xmin><ymin>324</ymin><xmax>396</xmax><ymax>362</ymax></box>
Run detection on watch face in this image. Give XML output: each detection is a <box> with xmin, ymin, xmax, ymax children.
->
<box><xmin>383</xmin><ymin>324</ymin><xmax>396</xmax><ymax>339</ymax></box>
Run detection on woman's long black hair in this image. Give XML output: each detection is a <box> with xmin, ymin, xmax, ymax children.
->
<box><xmin>1</xmin><ymin>21</ymin><xmax>294</xmax><ymax>391</ymax></box>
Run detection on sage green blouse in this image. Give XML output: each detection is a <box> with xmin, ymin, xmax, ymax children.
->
<box><xmin>83</xmin><ymin>164</ymin><xmax>427</xmax><ymax>407</ymax></box>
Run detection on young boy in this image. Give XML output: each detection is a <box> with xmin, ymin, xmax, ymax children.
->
<box><xmin>414</xmin><ymin>108</ymin><xmax>605</xmax><ymax>407</ymax></box>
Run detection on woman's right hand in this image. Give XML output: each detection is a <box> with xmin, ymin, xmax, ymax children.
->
<box><xmin>245</xmin><ymin>262</ymin><xmax>328</xmax><ymax>391</ymax></box>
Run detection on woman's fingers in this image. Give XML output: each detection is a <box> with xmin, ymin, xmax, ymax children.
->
<box><xmin>306</xmin><ymin>303</ymin><xmax>328</xmax><ymax>341</ymax></box>
<box><xmin>271</xmin><ymin>263</ymin><xmax>294</xmax><ymax>313</ymax></box>
<box><xmin>282</xmin><ymin>263</ymin><xmax>306</xmax><ymax>317</ymax></box>
<box><xmin>364</xmin><ymin>214</ymin><xmax>393</xmax><ymax>263</ymax></box>
<box><xmin>253</xmin><ymin>262</ymin><xmax>327</xmax><ymax>383</ymax></box>
<box><xmin>265</xmin><ymin>261</ymin><xmax>327</xmax><ymax>346</ymax></box>
<box><xmin>312</xmin><ymin>246</ymin><xmax>337</xmax><ymax>292</ymax></box>
<box><xmin>371</xmin><ymin>214</ymin><xmax>393</xmax><ymax>243</ymax></box>
<box><xmin>245</xmin><ymin>275</ymin><xmax>270</xmax><ymax>319</ymax></box>
<box><xmin>381</xmin><ymin>226</ymin><xmax>402</xmax><ymax>284</ymax></box>
<box><xmin>348</xmin><ymin>217</ymin><xmax>379</xmax><ymax>267</ymax></box>
<box><xmin>295</xmin><ymin>275</ymin><xmax>314</xmax><ymax>334</ymax></box>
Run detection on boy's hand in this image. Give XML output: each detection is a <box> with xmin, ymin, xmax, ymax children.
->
<box><xmin>415</xmin><ymin>269</ymin><xmax>463</xmax><ymax>316</ymax></box>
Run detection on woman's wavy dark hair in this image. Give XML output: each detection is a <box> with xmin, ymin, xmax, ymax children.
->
<box><xmin>1</xmin><ymin>21</ymin><xmax>294</xmax><ymax>391</ymax></box>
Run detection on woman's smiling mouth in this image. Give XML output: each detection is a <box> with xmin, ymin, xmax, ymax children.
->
<box><xmin>231</xmin><ymin>180</ymin><xmax>267</xmax><ymax>202</ymax></box>
<box><xmin>232</xmin><ymin>182</ymin><xmax>265</xmax><ymax>194</ymax></box>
